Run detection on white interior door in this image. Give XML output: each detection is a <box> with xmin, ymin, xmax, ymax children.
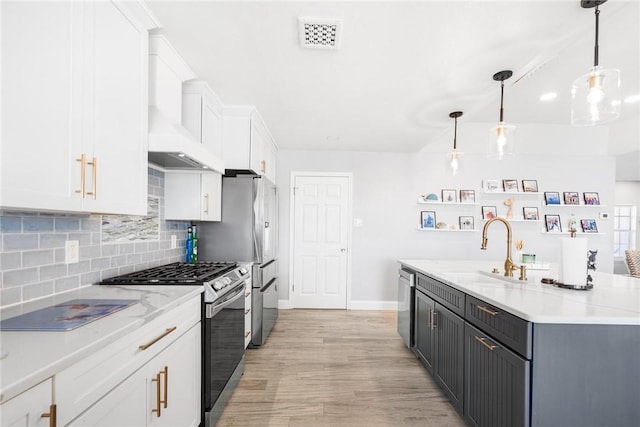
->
<box><xmin>292</xmin><ymin>174</ymin><xmax>351</xmax><ymax>308</ymax></box>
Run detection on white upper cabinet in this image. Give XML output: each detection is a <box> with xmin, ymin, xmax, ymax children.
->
<box><xmin>183</xmin><ymin>81</ymin><xmax>224</xmax><ymax>160</ymax></box>
<box><xmin>222</xmin><ymin>107</ymin><xmax>278</xmax><ymax>183</ymax></box>
<box><xmin>164</xmin><ymin>171</ymin><xmax>222</xmax><ymax>222</ymax></box>
<box><xmin>0</xmin><ymin>1</ymin><xmax>154</xmax><ymax>215</ymax></box>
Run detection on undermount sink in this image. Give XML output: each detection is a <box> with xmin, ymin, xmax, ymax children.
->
<box><xmin>476</xmin><ymin>269</ymin><xmax>528</xmax><ymax>284</ymax></box>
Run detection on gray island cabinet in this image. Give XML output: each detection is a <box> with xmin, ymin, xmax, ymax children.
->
<box><xmin>400</xmin><ymin>260</ymin><xmax>640</xmax><ymax>427</ymax></box>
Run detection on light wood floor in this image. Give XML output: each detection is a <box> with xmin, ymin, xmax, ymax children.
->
<box><xmin>216</xmin><ymin>309</ymin><xmax>466</xmax><ymax>427</ymax></box>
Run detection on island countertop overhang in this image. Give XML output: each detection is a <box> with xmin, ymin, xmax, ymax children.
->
<box><xmin>399</xmin><ymin>259</ymin><xmax>640</xmax><ymax>325</ymax></box>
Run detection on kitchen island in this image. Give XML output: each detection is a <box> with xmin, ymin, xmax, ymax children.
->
<box><xmin>399</xmin><ymin>259</ymin><xmax>640</xmax><ymax>427</ymax></box>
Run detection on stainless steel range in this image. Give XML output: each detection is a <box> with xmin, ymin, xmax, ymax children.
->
<box><xmin>101</xmin><ymin>261</ymin><xmax>250</xmax><ymax>427</ymax></box>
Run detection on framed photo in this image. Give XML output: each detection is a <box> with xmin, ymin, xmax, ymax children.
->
<box><xmin>581</xmin><ymin>219</ymin><xmax>598</xmax><ymax>233</ymax></box>
<box><xmin>544</xmin><ymin>191</ymin><xmax>561</xmax><ymax>205</ymax></box>
<box><xmin>459</xmin><ymin>190</ymin><xmax>475</xmax><ymax>204</ymax></box>
<box><xmin>483</xmin><ymin>179</ymin><xmax>501</xmax><ymax>193</ymax></box>
<box><xmin>503</xmin><ymin>179</ymin><xmax>519</xmax><ymax>192</ymax></box>
<box><xmin>583</xmin><ymin>192</ymin><xmax>600</xmax><ymax>205</ymax></box>
<box><xmin>545</xmin><ymin>214</ymin><xmax>562</xmax><ymax>232</ymax></box>
<box><xmin>421</xmin><ymin>211</ymin><xmax>436</xmax><ymax>229</ymax></box>
<box><xmin>482</xmin><ymin>206</ymin><xmax>498</xmax><ymax>220</ymax></box>
<box><xmin>563</xmin><ymin>192</ymin><xmax>580</xmax><ymax>205</ymax></box>
<box><xmin>459</xmin><ymin>216</ymin><xmax>475</xmax><ymax>230</ymax></box>
<box><xmin>441</xmin><ymin>189</ymin><xmax>457</xmax><ymax>203</ymax></box>
<box><xmin>523</xmin><ymin>207</ymin><xmax>539</xmax><ymax>221</ymax></box>
<box><xmin>522</xmin><ymin>180</ymin><xmax>538</xmax><ymax>193</ymax></box>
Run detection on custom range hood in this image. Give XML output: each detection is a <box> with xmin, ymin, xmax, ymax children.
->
<box><xmin>147</xmin><ymin>35</ymin><xmax>224</xmax><ymax>173</ymax></box>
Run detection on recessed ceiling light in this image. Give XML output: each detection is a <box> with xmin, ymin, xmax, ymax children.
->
<box><xmin>539</xmin><ymin>92</ymin><xmax>557</xmax><ymax>101</ymax></box>
<box><xmin>624</xmin><ymin>94</ymin><xmax>640</xmax><ymax>104</ymax></box>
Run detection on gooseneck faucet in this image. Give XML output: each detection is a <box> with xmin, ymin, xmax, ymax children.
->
<box><xmin>481</xmin><ymin>217</ymin><xmax>519</xmax><ymax>278</ymax></box>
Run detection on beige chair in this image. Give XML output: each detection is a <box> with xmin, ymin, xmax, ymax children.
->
<box><xmin>625</xmin><ymin>249</ymin><xmax>640</xmax><ymax>277</ymax></box>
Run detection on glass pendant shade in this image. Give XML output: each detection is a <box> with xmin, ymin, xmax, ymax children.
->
<box><xmin>446</xmin><ymin>149</ymin><xmax>463</xmax><ymax>175</ymax></box>
<box><xmin>488</xmin><ymin>122</ymin><xmax>516</xmax><ymax>159</ymax></box>
<box><xmin>571</xmin><ymin>65</ymin><xmax>621</xmax><ymax>126</ymax></box>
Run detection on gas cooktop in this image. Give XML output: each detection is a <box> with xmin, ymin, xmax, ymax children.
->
<box><xmin>100</xmin><ymin>262</ymin><xmax>238</xmax><ymax>285</ymax></box>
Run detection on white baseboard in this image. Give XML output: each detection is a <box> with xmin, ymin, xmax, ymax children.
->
<box><xmin>348</xmin><ymin>300</ymin><xmax>397</xmax><ymax>310</ymax></box>
<box><xmin>278</xmin><ymin>299</ymin><xmax>397</xmax><ymax>310</ymax></box>
<box><xmin>278</xmin><ymin>299</ymin><xmax>294</xmax><ymax>309</ymax></box>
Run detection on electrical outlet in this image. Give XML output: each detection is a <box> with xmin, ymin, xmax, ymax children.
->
<box><xmin>65</xmin><ymin>240</ymin><xmax>79</xmax><ymax>264</ymax></box>
<box><xmin>171</xmin><ymin>235</ymin><xmax>177</xmax><ymax>249</ymax></box>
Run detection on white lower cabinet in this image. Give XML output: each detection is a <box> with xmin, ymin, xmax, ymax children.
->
<box><xmin>164</xmin><ymin>171</ymin><xmax>222</xmax><ymax>221</ymax></box>
<box><xmin>68</xmin><ymin>324</ymin><xmax>201</xmax><ymax>427</ymax></box>
<box><xmin>0</xmin><ymin>379</ymin><xmax>54</xmax><ymax>427</ymax></box>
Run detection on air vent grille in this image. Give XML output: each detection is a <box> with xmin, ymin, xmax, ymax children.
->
<box><xmin>298</xmin><ymin>17</ymin><xmax>342</xmax><ymax>50</ymax></box>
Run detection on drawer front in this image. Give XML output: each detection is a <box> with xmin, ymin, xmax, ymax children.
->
<box><xmin>416</xmin><ymin>273</ymin><xmax>465</xmax><ymax>317</ymax></box>
<box><xmin>465</xmin><ymin>295</ymin><xmax>531</xmax><ymax>359</ymax></box>
<box><xmin>56</xmin><ymin>295</ymin><xmax>201</xmax><ymax>426</ymax></box>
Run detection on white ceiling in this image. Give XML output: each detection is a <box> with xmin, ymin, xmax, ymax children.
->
<box><xmin>145</xmin><ymin>0</ymin><xmax>640</xmax><ymax>155</ymax></box>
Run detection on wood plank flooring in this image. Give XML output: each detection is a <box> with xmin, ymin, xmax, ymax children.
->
<box><xmin>216</xmin><ymin>309</ymin><xmax>466</xmax><ymax>427</ymax></box>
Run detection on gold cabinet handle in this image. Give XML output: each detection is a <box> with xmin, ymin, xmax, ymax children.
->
<box><xmin>261</xmin><ymin>159</ymin><xmax>266</xmax><ymax>174</ymax></box>
<box><xmin>86</xmin><ymin>157</ymin><xmax>97</xmax><ymax>199</ymax></box>
<box><xmin>475</xmin><ymin>336</ymin><xmax>498</xmax><ymax>351</ymax></box>
<box><xmin>161</xmin><ymin>366</ymin><xmax>168</xmax><ymax>409</ymax></box>
<box><xmin>431</xmin><ymin>310</ymin><xmax>437</xmax><ymax>330</ymax></box>
<box><xmin>477</xmin><ymin>305</ymin><xmax>500</xmax><ymax>316</ymax></box>
<box><xmin>75</xmin><ymin>154</ymin><xmax>86</xmax><ymax>197</ymax></box>
<box><xmin>41</xmin><ymin>404</ymin><xmax>57</xmax><ymax>427</ymax></box>
<box><xmin>152</xmin><ymin>372</ymin><xmax>162</xmax><ymax>417</ymax></box>
<box><xmin>244</xmin><ymin>331</ymin><xmax>251</xmax><ymax>338</ymax></box>
<box><xmin>203</xmin><ymin>193</ymin><xmax>209</xmax><ymax>214</ymax></box>
<box><xmin>139</xmin><ymin>327</ymin><xmax>177</xmax><ymax>351</ymax></box>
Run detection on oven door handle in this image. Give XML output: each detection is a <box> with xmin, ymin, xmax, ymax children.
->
<box><xmin>207</xmin><ymin>282</ymin><xmax>247</xmax><ymax>318</ymax></box>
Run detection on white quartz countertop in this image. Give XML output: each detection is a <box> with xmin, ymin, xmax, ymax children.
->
<box><xmin>0</xmin><ymin>284</ymin><xmax>202</xmax><ymax>404</ymax></box>
<box><xmin>399</xmin><ymin>259</ymin><xmax>640</xmax><ymax>325</ymax></box>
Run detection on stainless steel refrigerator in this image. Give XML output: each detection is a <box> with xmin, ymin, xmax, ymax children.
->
<box><xmin>197</xmin><ymin>174</ymin><xmax>278</xmax><ymax>347</ymax></box>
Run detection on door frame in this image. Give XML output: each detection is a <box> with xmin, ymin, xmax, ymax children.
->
<box><xmin>289</xmin><ymin>171</ymin><xmax>353</xmax><ymax>309</ymax></box>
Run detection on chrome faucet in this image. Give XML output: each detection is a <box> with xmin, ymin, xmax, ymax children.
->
<box><xmin>481</xmin><ymin>217</ymin><xmax>524</xmax><ymax>279</ymax></box>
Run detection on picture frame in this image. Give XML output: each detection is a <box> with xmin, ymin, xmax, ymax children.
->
<box><xmin>503</xmin><ymin>179</ymin><xmax>519</xmax><ymax>193</ymax></box>
<box><xmin>545</xmin><ymin>214</ymin><xmax>562</xmax><ymax>232</ymax></box>
<box><xmin>522</xmin><ymin>180</ymin><xmax>539</xmax><ymax>193</ymax></box>
<box><xmin>563</xmin><ymin>192</ymin><xmax>580</xmax><ymax>205</ymax></box>
<box><xmin>544</xmin><ymin>191</ymin><xmax>561</xmax><ymax>205</ymax></box>
<box><xmin>482</xmin><ymin>206</ymin><xmax>498</xmax><ymax>220</ymax></box>
<box><xmin>441</xmin><ymin>189</ymin><xmax>457</xmax><ymax>203</ymax></box>
<box><xmin>459</xmin><ymin>190</ymin><xmax>476</xmax><ymax>204</ymax></box>
<box><xmin>483</xmin><ymin>179</ymin><xmax>501</xmax><ymax>193</ymax></box>
<box><xmin>523</xmin><ymin>207</ymin><xmax>539</xmax><ymax>221</ymax></box>
<box><xmin>421</xmin><ymin>211</ymin><xmax>436</xmax><ymax>229</ymax></box>
<box><xmin>583</xmin><ymin>192</ymin><xmax>600</xmax><ymax>205</ymax></box>
<box><xmin>459</xmin><ymin>216</ymin><xmax>475</xmax><ymax>230</ymax></box>
<box><xmin>580</xmin><ymin>219</ymin><xmax>598</xmax><ymax>233</ymax></box>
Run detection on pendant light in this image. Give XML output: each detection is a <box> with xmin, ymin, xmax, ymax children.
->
<box><xmin>447</xmin><ymin>111</ymin><xmax>463</xmax><ymax>175</ymax></box>
<box><xmin>571</xmin><ymin>0</ymin><xmax>620</xmax><ymax>126</ymax></box>
<box><xmin>488</xmin><ymin>70</ymin><xmax>515</xmax><ymax>159</ymax></box>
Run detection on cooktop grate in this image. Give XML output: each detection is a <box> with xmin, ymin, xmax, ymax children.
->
<box><xmin>101</xmin><ymin>262</ymin><xmax>238</xmax><ymax>285</ymax></box>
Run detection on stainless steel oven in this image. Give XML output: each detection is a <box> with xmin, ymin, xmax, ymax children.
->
<box><xmin>100</xmin><ymin>262</ymin><xmax>249</xmax><ymax>427</ymax></box>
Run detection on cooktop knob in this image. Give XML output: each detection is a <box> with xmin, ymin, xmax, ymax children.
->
<box><xmin>213</xmin><ymin>280</ymin><xmax>224</xmax><ymax>290</ymax></box>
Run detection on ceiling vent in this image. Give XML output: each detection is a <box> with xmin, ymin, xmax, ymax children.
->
<box><xmin>298</xmin><ymin>17</ymin><xmax>342</xmax><ymax>50</ymax></box>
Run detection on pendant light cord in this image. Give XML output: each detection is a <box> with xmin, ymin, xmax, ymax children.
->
<box><xmin>453</xmin><ymin>116</ymin><xmax>458</xmax><ymax>150</ymax></box>
<box><xmin>499</xmin><ymin>81</ymin><xmax>505</xmax><ymax>123</ymax></box>
<box><xmin>594</xmin><ymin>5</ymin><xmax>600</xmax><ymax>67</ymax></box>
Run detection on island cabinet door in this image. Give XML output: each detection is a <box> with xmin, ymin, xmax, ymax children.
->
<box><xmin>414</xmin><ymin>288</ymin><xmax>436</xmax><ymax>373</ymax></box>
<box><xmin>434</xmin><ymin>304</ymin><xmax>464</xmax><ymax>415</ymax></box>
<box><xmin>464</xmin><ymin>322</ymin><xmax>530</xmax><ymax>427</ymax></box>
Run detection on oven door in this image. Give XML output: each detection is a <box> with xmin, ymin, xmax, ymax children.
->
<box><xmin>203</xmin><ymin>282</ymin><xmax>246</xmax><ymax>424</ymax></box>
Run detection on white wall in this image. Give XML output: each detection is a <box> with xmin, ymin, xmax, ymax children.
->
<box><xmin>276</xmin><ymin>123</ymin><xmax>615</xmax><ymax>306</ymax></box>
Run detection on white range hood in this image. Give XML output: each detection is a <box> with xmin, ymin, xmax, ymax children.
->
<box><xmin>147</xmin><ymin>35</ymin><xmax>224</xmax><ymax>173</ymax></box>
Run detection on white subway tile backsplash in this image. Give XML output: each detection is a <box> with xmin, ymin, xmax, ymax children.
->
<box><xmin>0</xmin><ymin>168</ymin><xmax>189</xmax><ymax>307</ymax></box>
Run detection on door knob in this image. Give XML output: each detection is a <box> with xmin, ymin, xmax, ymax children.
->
<box><xmin>340</xmin><ymin>248</ymin><xmax>347</xmax><ymax>252</ymax></box>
